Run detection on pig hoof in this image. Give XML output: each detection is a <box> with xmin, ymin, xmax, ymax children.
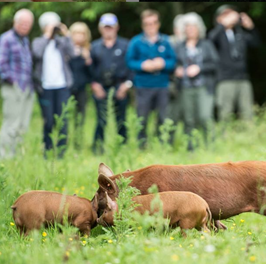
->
<box><xmin>215</xmin><ymin>221</ymin><xmax>227</xmax><ymax>230</ymax></box>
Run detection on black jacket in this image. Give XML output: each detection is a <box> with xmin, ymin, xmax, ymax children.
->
<box><xmin>175</xmin><ymin>39</ymin><xmax>219</xmax><ymax>94</ymax></box>
<box><xmin>90</xmin><ymin>36</ymin><xmax>132</xmax><ymax>87</ymax></box>
<box><xmin>69</xmin><ymin>55</ymin><xmax>91</xmax><ymax>93</ymax></box>
<box><xmin>208</xmin><ymin>24</ymin><xmax>260</xmax><ymax>81</ymax></box>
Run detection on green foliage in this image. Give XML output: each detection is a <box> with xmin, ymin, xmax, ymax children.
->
<box><xmin>1</xmin><ymin>100</ymin><xmax>266</xmax><ymax>263</ymax></box>
<box><xmin>103</xmin><ymin>177</ymin><xmax>140</xmax><ymax>242</ymax></box>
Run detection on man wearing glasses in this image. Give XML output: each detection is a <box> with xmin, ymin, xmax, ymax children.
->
<box><xmin>126</xmin><ymin>9</ymin><xmax>176</xmax><ymax>148</ymax></box>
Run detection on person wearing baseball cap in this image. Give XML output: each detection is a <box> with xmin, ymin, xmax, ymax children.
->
<box><xmin>90</xmin><ymin>13</ymin><xmax>132</xmax><ymax>154</ymax></box>
<box><xmin>209</xmin><ymin>5</ymin><xmax>260</xmax><ymax>122</ymax></box>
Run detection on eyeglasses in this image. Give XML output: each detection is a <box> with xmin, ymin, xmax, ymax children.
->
<box><xmin>142</xmin><ymin>20</ymin><xmax>159</xmax><ymax>27</ymax></box>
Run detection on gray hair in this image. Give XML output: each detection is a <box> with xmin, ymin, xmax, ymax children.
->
<box><xmin>182</xmin><ymin>12</ymin><xmax>206</xmax><ymax>39</ymax></box>
<box><xmin>173</xmin><ymin>14</ymin><xmax>185</xmax><ymax>42</ymax></box>
<box><xmin>39</xmin><ymin>12</ymin><xmax>61</xmax><ymax>30</ymax></box>
<box><xmin>14</xmin><ymin>9</ymin><xmax>34</xmax><ymax>22</ymax></box>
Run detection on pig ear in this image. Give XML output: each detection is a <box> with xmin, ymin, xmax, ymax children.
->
<box><xmin>98</xmin><ymin>163</ymin><xmax>114</xmax><ymax>177</ymax></box>
<box><xmin>98</xmin><ymin>173</ymin><xmax>117</xmax><ymax>194</ymax></box>
<box><xmin>105</xmin><ymin>192</ymin><xmax>118</xmax><ymax>211</ymax></box>
<box><xmin>105</xmin><ymin>192</ymin><xmax>112</xmax><ymax>210</ymax></box>
<box><xmin>91</xmin><ymin>193</ymin><xmax>99</xmax><ymax>212</ymax></box>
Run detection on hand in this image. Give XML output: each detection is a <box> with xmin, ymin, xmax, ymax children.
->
<box><xmin>240</xmin><ymin>13</ymin><xmax>254</xmax><ymax>30</ymax></box>
<box><xmin>116</xmin><ymin>82</ymin><xmax>129</xmax><ymax>100</ymax></box>
<box><xmin>59</xmin><ymin>23</ymin><xmax>70</xmax><ymax>37</ymax></box>
<box><xmin>43</xmin><ymin>24</ymin><xmax>55</xmax><ymax>39</ymax></box>
<box><xmin>217</xmin><ymin>11</ymin><xmax>240</xmax><ymax>29</ymax></box>
<box><xmin>175</xmin><ymin>67</ymin><xmax>184</xmax><ymax>78</ymax></box>
<box><xmin>91</xmin><ymin>82</ymin><xmax>106</xmax><ymax>99</ymax></box>
<box><xmin>152</xmin><ymin>57</ymin><xmax>165</xmax><ymax>71</ymax></box>
<box><xmin>186</xmin><ymin>64</ymin><xmax>200</xmax><ymax>78</ymax></box>
<box><xmin>141</xmin><ymin>59</ymin><xmax>155</xmax><ymax>72</ymax></box>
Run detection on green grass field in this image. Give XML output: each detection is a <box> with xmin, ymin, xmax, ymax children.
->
<box><xmin>1</xmin><ymin>96</ymin><xmax>266</xmax><ymax>264</ymax></box>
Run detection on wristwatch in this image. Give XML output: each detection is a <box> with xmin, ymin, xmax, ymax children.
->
<box><xmin>124</xmin><ymin>80</ymin><xmax>133</xmax><ymax>89</ymax></box>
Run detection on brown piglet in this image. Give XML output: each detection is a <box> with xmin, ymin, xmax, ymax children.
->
<box><xmin>11</xmin><ymin>191</ymin><xmax>98</xmax><ymax>236</ymax></box>
<box><xmin>97</xmin><ymin>191</ymin><xmax>212</xmax><ymax>236</ymax></box>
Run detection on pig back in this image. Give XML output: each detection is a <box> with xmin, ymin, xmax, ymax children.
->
<box><xmin>119</xmin><ymin>161</ymin><xmax>266</xmax><ymax>219</ymax></box>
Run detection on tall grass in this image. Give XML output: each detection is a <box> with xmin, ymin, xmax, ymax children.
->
<box><xmin>1</xmin><ymin>95</ymin><xmax>266</xmax><ymax>263</ymax></box>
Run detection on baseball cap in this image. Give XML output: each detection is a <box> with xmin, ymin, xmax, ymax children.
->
<box><xmin>99</xmin><ymin>13</ymin><xmax>118</xmax><ymax>27</ymax></box>
<box><xmin>215</xmin><ymin>5</ymin><xmax>238</xmax><ymax>18</ymax></box>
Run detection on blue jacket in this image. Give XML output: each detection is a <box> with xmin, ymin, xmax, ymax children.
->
<box><xmin>126</xmin><ymin>33</ymin><xmax>176</xmax><ymax>89</ymax></box>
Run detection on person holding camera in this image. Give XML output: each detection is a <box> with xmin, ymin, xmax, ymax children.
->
<box><xmin>209</xmin><ymin>5</ymin><xmax>260</xmax><ymax>122</ymax></box>
<box><xmin>32</xmin><ymin>12</ymin><xmax>74</xmax><ymax>158</ymax></box>
<box><xmin>90</xmin><ymin>13</ymin><xmax>132</xmax><ymax>153</ymax></box>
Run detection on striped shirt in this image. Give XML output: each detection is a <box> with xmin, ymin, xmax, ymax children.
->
<box><xmin>0</xmin><ymin>29</ymin><xmax>32</xmax><ymax>91</ymax></box>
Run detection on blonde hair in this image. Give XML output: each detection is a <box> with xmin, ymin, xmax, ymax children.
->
<box><xmin>70</xmin><ymin>22</ymin><xmax>91</xmax><ymax>50</ymax></box>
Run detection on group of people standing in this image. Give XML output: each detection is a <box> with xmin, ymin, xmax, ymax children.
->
<box><xmin>0</xmin><ymin>5</ymin><xmax>260</xmax><ymax>159</ymax></box>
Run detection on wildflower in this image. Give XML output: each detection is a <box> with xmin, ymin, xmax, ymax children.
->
<box><xmin>65</xmin><ymin>251</ymin><xmax>70</xmax><ymax>257</ymax></box>
<box><xmin>200</xmin><ymin>235</ymin><xmax>205</xmax><ymax>240</ymax></box>
<box><xmin>179</xmin><ymin>244</ymin><xmax>182</xmax><ymax>248</ymax></box>
<box><xmin>189</xmin><ymin>244</ymin><xmax>193</xmax><ymax>247</ymax></box>
<box><xmin>69</xmin><ymin>238</ymin><xmax>73</xmax><ymax>241</ymax></box>
<box><xmin>42</xmin><ymin>239</ymin><xmax>46</xmax><ymax>242</ymax></box>
<box><xmin>240</xmin><ymin>219</ymin><xmax>245</xmax><ymax>223</ymax></box>
<box><xmin>170</xmin><ymin>237</ymin><xmax>174</xmax><ymax>240</ymax></box>
<box><xmin>0</xmin><ymin>252</ymin><xmax>2</xmax><ymax>255</ymax></box>
<box><xmin>248</xmin><ymin>232</ymin><xmax>252</xmax><ymax>235</ymax></box>
<box><xmin>82</xmin><ymin>240</ymin><xmax>87</xmax><ymax>245</ymax></box>
<box><xmin>80</xmin><ymin>192</ymin><xmax>84</xmax><ymax>195</ymax></box>
<box><xmin>241</xmin><ymin>247</ymin><xmax>245</xmax><ymax>251</ymax></box>
<box><xmin>204</xmin><ymin>245</ymin><xmax>215</xmax><ymax>253</ymax></box>
<box><xmin>171</xmin><ymin>254</ymin><xmax>179</xmax><ymax>261</ymax></box>
<box><xmin>10</xmin><ymin>222</ymin><xmax>15</xmax><ymax>226</ymax></box>
<box><xmin>42</xmin><ymin>232</ymin><xmax>47</xmax><ymax>237</ymax></box>
<box><xmin>55</xmin><ymin>187</ymin><xmax>59</xmax><ymax>191</ymax></box>
<box><xmin>61</xmin><ymin>187</ymin><xmax>65</xmax><ymax>191</ymax></box>
<box><xmin>81</xmin><ymin>186</ymin><xmax>85</xmax><ymax>190</ymax></box>
<box><xmin>30</xmin><ymin>238</ymin><xmax>34</xmax><ymax>242</ymax></box>
<box><xmin>249</xmin><ymin>256</ymin><xmax>256</xmax><ymax>262</ymax></box>
<box><xmin>233</xmin><ymin>223</ymin><xmax>236</xmax><ymax>226</ymax></box>
<box><xmin>84</xmin><ymin>234</ymin><xmax>88</xmax><ymax>238</ymax></box>
<box><xmin>108</xmin><ymin>240</ymin><xmax>113</xmax><ymax>244</ymax></box>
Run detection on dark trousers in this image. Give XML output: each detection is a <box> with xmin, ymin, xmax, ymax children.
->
<box><xmin>136</xmin><ymin>88</ymin><xmax>169</xmax><ymax>143</ymax></box>
<box><xmin>93</xmin><ymin>89</ymin><xmax>127</xmax><ymax>148</ymax></box>
<box><xmin>72</xmin><ymin>89</ymin><xmax>87</xmax><ymax>149</ymax></box>
<box><xmin>72</xmin><ymin>89</ymin><xmax>87</xmax><ymax>126</ymax></box>
<box><xmin>39</xmin><ymin>88</ymin><xmax>70</xmax><ymax>153</ymax></box>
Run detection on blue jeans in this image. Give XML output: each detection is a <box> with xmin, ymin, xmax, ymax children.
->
<box><xmin>38</xmin><ymin>88</ymin><xmax>70</xmax><ymax>154</ymax></box>
<box><xmin>93</xmin><ymin>88</ymin><xmax>127</xmax><ymax>148</ymax></box>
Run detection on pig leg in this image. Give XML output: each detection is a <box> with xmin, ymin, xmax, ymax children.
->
<box><xmin>214</xmin><ymin>220</ymin><xmax>227</xmax><ymax>230</ymax></box>
<box><xmin>73</xmin><ymin>217</ymin><xmax>91</xmax><ymax>237</ymax></box>
<box><xmin>178</xmin><ymin>218</ymin><xmax>197</xmax><ymax>237</ymax></box>
<box><xmin>201</xmin><ymin>224</ymin><xmax>211</xmax><ymax>233</ymax></box>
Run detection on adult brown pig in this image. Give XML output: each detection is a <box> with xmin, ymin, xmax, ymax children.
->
<box><xmin>97</xmin><ymin>191</ymin><xmax>212</xmax><ymax>236</ymax></box>
<box><xmin>95</xmin><ymin>161</ymin><xmax>266</xmax><ymax>229</ymax></box>
<box><xmin>11</xmin><ymin>191</ymin><xmax>98</xmax><ymax>236</ymax></box>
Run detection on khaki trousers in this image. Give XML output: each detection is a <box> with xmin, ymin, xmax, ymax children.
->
<box><xmin>0</xmin><ymin>83</ymin><xmax>34</xmax><ymax>158</ymax></box>
<box><xmin>216</xmin><ymin>80</ymin><xmax>253</xmax><ymax>121</ymax></box>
